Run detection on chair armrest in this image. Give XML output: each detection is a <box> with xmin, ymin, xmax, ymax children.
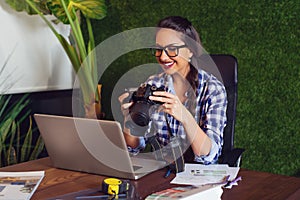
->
<box><xmin>219</xmin><ymin>148</ymin><xmax>245</xmax><ymax>167</ymax></box>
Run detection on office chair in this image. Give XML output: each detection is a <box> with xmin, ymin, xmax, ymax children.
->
<box><xmin>207</xmin><ymin>54</ymin><xmax>245</xmax><ymax>167</ymax></box>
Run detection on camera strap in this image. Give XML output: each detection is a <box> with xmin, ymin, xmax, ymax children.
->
<box><xmin>148</xmin><ymin>135</ymin><xmax>164</xmax><ymax>161</ymax></box>
<box><xmin>164</xmin><ymin>114</ymin><xmax>185</xmax><ymax>174</ymax></box>
<box><xmin>148</xmin><ymin>114</ymin><xmax>184</xmax><ymax>173</ymax></box>
<box><xmin>168</xmin><ymin>136</ymin><xmax>185</xmax><ymax>174</ymax></box>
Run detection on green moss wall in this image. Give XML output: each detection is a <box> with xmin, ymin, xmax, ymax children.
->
<box><xmin>87</xmin><ymin>0</ymin><xmax>299</xmax><ymax>176</ymax></box>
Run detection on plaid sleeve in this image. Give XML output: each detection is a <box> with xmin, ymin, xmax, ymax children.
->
<box><xmin>127</xmin><ymin>136</ymin><xmax>146</xmax><ymax>155</ymax></box>
<box><xmin>195</xmin><ymin>76</ymin><xmax>227</xmax><ymax>164</ymax></box>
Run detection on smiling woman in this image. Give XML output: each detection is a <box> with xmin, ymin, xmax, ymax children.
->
<box><xmin>119</xmin><ymin>16</ymin><xmax>227</xmax><ymax>173</ymax></box>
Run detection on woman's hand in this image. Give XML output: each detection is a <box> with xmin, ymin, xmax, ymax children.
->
<box><xmin>149</xmin><ymin>91</ymin><xmax>186</xmax><ymax>122</ymax></box>
<box><xmin>118</xmin><ymin>92</ymin><xmax>133</xmax><ymax>117</ymax></box>
<box><xmin>118</xmin><ymin>92</ymin><xmax>141</xmax><ymax>148</ymax></box>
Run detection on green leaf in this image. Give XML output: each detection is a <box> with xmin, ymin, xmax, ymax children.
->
<box><xmin>0</xmin><ymin>96</ymin><xmax>12</xmax><ymax>117</ymax></box>
<box><xmin>2</xmin><ymin>95</ymin><xmax>30</xmax><ymax>124</ymax></box>
<box><xmin>7</xmin><ymin>147</ymin><xmax>17</xmax><ymax>166</ymax></box>
<box><xmin>6</xmin><ymin>121</ymin><xmax>17</xmax><ymax>166</ymax></box>
<box><xmin>47</xmin><ymin>0</ymin><xmax>106</xmax><ymax>24</ymax></box>
<box><xmin>0</xmin><ymin>118</ymin><xmax>13</xmax><ymax>145</ymax></box>
<box><xmin>46</xmin><ymin>0</ymin><xmax>75</xmax><ymax>24</ymax></box>
<box><xmin>21</xmin><ymin>117</ymin><xmax>33</xmax><ymax>162</ymax></box>
<box><xmin>29</xmin><ymin>135</ymin><xmax>45</xmax><ymax>161</ymax></box>
<box><xmin>0</xmin><ymin>118</ymin><xmax>15</xmax><ymax>166</ymax></box>
<box><xmin>16</xmin><ymin>120</ymin><xmax>21</xmax><ymax>162</ymax></box>
<box><xmin>71</xmin><ymin>0</ymin><xmax>107</xmax><ymax>20</ymax></box>
<box><xmin>56</xmin><ymin>33</ymin><xmax>82</xmax><ymax>72</ymax></box>
<box><xmin>5</xmin><ymin>0</ymin><xmax>50</xmax><ymax>15</ymax></box>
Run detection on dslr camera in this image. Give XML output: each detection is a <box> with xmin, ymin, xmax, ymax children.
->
<box><xmin>126</xmin><ymin>83</ymin><xmax>165</xmax><ymax>128</ymax></box>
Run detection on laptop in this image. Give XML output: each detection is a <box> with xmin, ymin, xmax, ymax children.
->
<box><xmin>33</xmin><ymin>114</ymin><xmax>166</xmax><ymax>180</ymax></box>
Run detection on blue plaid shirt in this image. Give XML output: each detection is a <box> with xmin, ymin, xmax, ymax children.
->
<box><xmin>128</xmin><ymin>69</ymin><xmax>227</xmax><ymax>164</ymax></box>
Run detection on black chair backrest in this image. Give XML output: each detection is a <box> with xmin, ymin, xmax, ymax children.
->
<box><xmin>209</xmin><ymin>54</ymin><xmax>238</xmax><ymax>153</ymax></box>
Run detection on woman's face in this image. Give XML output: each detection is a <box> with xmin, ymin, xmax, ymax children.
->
<box><xmin>155</xmin><ymin>28</ymin><xmax>193</xmax><ymax>78</ymax></box>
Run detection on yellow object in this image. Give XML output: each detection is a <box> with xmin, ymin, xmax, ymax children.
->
<box><xmin>103</xmin><ymin>178</ymin><xmax>122</xmax><ymax>195</ymax></box>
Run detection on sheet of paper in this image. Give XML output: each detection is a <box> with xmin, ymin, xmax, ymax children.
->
<box><xmin>0</xmin><ymin>171</ymin><xmax>44</xmax><ymax>200</ymax></box>
<box><xmin>170</xmin><ymin>164</ymin><xmax>239</xmax><ymax>186</ymax></box>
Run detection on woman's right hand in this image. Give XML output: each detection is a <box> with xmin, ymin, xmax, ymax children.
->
<box><xmin>119</xmin><ymin>92</ymin><xmax>141</xmax><ymax>148</ymax></box>
<box><xmin>118</xmin><ymin>92</ymin><xmax>133</xmax><ymax>117</ymax></box>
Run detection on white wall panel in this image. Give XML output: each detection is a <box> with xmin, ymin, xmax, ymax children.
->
<box><xmin>0</xmin><ymin>2</ymin><xmax>74</xmax><ymax>94</ymax></box>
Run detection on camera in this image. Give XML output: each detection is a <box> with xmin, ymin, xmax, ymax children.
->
<box><xmin>126</xmin><ymin>83</ymin><xmax>165</xmax><ymax>128</ymax></box>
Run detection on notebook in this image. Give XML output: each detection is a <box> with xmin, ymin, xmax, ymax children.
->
<box><xmin>33</xmin><ymin>114</ymin><xmax>166</xmax><ymax>180</ymax></box>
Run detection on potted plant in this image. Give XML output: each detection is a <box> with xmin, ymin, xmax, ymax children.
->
<box><xmin>6</xmin><ymin>0</ymin><xmax>107</xmax><ymax>119</ymax></box>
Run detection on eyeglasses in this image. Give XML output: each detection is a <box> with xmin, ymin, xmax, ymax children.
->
<box><xmin>151</xmin><ymin>44</ymin><xmax>187</xmax><ymax>57</ymax></box>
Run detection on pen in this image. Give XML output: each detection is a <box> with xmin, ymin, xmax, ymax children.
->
<box><xmin>164</xmin><ymin>169</ymin><xmax>172</xmax><ymax>178</ymax></box>
<box><xmin>230</xmin><ymin>176</ymin><xmax>242</xmax><ymax>184</ymax></box>
<box><xmin>224</xmin><ymin>176</ymin><xmax>242</xmax><ymax>187</ymax></box>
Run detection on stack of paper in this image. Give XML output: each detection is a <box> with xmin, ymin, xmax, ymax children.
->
<box><xmin>146</xmin><ymin>164</ymin><xmax>240</xmax><ymax>199</ymax></box>
<box><xmin>146</xmin><ymin>184</ymin><xmax>223</xmax><ymax>200</ymax></box>
<box><xmin>171</xmin><ymin>164</ymin><xmax>240</xmax><ymax>187</ymax></box>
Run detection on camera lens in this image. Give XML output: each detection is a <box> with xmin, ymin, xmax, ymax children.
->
<box><xmin>129</xmin><ymin>101</ymin><xmax>152</xmax><ymax>126</ymax></box>
<box><xmin>125</xmin><ymin>84</ymin><xmax>165</xmax><ymax>131</ymax></box>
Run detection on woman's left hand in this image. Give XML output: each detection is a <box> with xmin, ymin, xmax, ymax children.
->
<box><xmin>149</xmin><ymin>91</ymin><xmax>186</xmax><ymax>122</ymax></box>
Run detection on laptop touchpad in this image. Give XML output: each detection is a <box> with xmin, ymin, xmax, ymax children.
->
<box><xmin>132</xmin><ymin>165</ymin><xmax>143</xmax><ymax>171</ymax></box>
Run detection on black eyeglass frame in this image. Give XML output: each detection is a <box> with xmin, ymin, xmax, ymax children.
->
<box><xmin>151</xmin><ymin>44</ymin><xmax>187</xmax><ymax>57</ymax></box>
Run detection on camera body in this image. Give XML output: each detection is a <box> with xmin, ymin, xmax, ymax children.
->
<box><xmin>127</xmin><ymin>83</ymin><xmax>165</xmax><ymax>127</ymax></box>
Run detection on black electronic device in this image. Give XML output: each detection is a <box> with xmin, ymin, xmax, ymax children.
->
<box><xmin>126</xmin><ymin>83</ymin><xmax>165</xmax><ymax>127</ymax></box>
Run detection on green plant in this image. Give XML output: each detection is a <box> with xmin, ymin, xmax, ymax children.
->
<box><xmin>0</xmin><ymin>51</ymin><xmax>44</xmax><ymax>167</ymax></box>
<box><xmin>6</xmin><ymin>0</ymin><xmax>107</xmax><ymax>117</ymax></box>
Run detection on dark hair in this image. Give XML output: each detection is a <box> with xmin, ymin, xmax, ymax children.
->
<box><xmin>157</xmin><ymin>16</ymin><xmax>201</xmax><ymax>91</ymax></box>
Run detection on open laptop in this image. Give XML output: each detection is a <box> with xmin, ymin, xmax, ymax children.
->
<box><xmin>34</xmin><ymin>114</ymin><xmax>166</xmax><ymax>180</ymax></box>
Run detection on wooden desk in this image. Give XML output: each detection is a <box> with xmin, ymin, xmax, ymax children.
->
<box><xmin>1</xmin><ymin>158</ymin><xmax>299</xmax><ymax>199</ymax></box>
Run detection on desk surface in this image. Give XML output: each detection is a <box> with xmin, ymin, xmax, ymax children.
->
<box><xmin>0</xmin><ymin>158</ymin><xmax>299</xmax><ymax>200</ymax></box>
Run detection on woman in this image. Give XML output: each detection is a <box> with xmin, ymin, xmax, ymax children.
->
<box><xmin>119</xmin><ymin>16</ymin><xmax>227</xmax><ymax>164</ymax></box>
